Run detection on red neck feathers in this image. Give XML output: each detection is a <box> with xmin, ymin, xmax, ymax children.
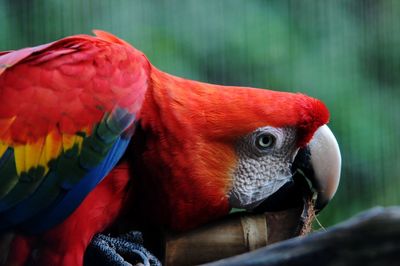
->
<box><xmin>132</xmin><ymin>67</ymin><xmax>329</xmax><ymax>231</ymax></box>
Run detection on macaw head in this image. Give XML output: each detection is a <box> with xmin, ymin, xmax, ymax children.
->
<box><xmin>133</xmin><ymin>67</ymin><xmax>341</xmax><ymax>231</ymax></box>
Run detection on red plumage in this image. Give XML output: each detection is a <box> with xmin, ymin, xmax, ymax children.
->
<box><xmin>0</xmin><ymin>31</ymin><xmax>149</xmax><ymax>144</ymax></box>
<box><xmin>0</xmin><ymin>31</ymin><xmax>329</xmax><ymax>265</ymax></box>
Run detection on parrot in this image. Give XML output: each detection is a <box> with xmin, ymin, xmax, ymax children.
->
<box><xmin>0</xmin><ymin>30</ymin><xmax>341</xmax><ymax>265</ymax></box>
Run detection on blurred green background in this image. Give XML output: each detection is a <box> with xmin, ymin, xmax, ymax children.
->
<box><xmin>1</xmin><ymin>0</ymin><xmax>399</xmax><ymax>226</ymax></box>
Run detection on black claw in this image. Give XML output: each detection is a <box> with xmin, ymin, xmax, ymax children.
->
<box><xmin>84</xmin><ymin>231</ymin><xmax>162</xmax><ymax>266</ymax></box>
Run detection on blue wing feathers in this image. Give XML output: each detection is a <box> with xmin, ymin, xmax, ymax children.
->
<box><xmin>24</xmin><ymin>136</ymin><xmax>131</xmax><ymax>233</ymax></box>
<box><xmin>0</xmin><ymin>136</ymin><xmax>131</xmax><ymax>233</ymax></box>
<box><xmin>0</xmin><ymin>109</ymin><xmax>136</xmax><ymax>233</ymax></box>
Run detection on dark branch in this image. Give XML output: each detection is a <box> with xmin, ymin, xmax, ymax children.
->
<box><xmin>203</xmin><ymin>207</ymin><xmax>400</xmax><ymax>266</ymax></box>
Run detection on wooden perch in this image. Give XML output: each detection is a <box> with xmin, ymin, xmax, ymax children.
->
<box><xmin>202</xmin><ymin>207</ymin><xmax>400</xmax><ymax>266</ymax></box>
<box><xmin>163</xmin><ymin>207</ymin><xmax>308</xmax><ymax>265</ymax></box>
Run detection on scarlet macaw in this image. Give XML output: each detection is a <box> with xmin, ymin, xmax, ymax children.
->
<box><xmin>0</xmin><ymin>31</ymin><xmax>341</xmax><ymax>265</ymax></box>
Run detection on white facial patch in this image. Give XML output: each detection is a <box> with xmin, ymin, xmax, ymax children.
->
<box><xmin>229</xmin><ymin>127</ymin><xmax>299</xmax><ymax>210</ymax></box>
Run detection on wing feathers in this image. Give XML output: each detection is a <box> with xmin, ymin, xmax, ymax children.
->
<box><xmin>0</xmin><ymin>149</ymin><xmax>18</xmax><ymax>199</ymax></box>
<box><xmin>0</xmin><ymin>43</ymin><xmax>54</xmax><ymax>75</ymax></box>
<box><xmin>0</xmin><ymin>31</ymin><xmax>149</xmax><ymax>232</ymax></box>
<box><xmin>0</xmin><ymin>31</ymin><xmax>148</xmax><ymax>144</ymax></box>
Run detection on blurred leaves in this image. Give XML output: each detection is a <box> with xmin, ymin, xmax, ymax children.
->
<box><xmin>1</xmin><ymin>0</ymin><xmax>400</xmax><ymax>226</ymax></box>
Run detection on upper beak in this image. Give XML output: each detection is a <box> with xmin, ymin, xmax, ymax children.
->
<box><xmin>306</xmin><ymin>125</ymin><xmax>341</xmax><ymax>211</ymax></box>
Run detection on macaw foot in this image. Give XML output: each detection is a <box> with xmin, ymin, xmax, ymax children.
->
<box><xmin>84</xmin><ymin>231</ymin><xmax>162</xmax><ymax>266</ymax></box>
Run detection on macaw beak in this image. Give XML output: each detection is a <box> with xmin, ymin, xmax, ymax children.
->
<box><xmin>252</xmin><ymin>125</ymin><xmax>341</xmax><ymax>213</ymax></box>
<box><xmin>305</xmin><ymin>125</ymin><xmax>341</xmax><ymax>211</ymax></box>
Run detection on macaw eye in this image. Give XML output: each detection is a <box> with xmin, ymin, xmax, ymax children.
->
<box><xmin>256</xmin><ymin>133</ymin><xmax>275</xmax><ymax>149</ymax></box>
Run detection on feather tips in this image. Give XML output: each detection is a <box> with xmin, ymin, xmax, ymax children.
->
<box><xmin>0</xmin><ymin>143</ymin><xmax>7</xmax><ymax>159</ymax></box>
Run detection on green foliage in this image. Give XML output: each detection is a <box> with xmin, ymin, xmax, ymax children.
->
<box><xmin>1</xmin><ymin>0</ymin><xmax>399</xmax><ymax>226</ymax></box>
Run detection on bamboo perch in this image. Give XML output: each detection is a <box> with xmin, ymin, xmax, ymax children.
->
<box><xmin>163</xmin><ymin>206</ymin><xmax>309</xmax><ymax>265</ymax></box>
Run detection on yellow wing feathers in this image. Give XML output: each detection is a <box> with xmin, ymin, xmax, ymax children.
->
<box><xmin>0</xmin><ymin>142</ymin><xmax>7</xmax><ymax>158</ymax></box>
<box><xmin>7</xmin><ymin>127</ymin><xmax>92</xmax><ymax>176</ymax></box>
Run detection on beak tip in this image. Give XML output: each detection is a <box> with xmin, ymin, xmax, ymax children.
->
<box><xmin>314</xmin><ymin>196</ymin><xmax>329</xmax><ymax>213</ymax></box>
<box><xmin>309</xmin><ymin>125</ymin><xmax>341</xmax><ymax>211</ymax></box>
